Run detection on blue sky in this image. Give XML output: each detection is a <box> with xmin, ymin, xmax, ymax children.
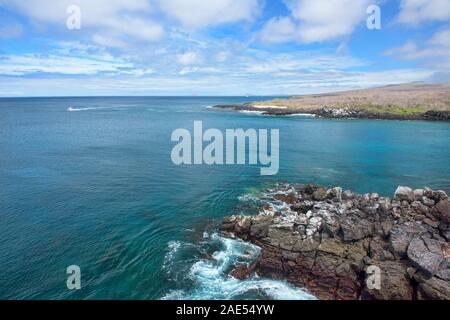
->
<box><xmin>0</xmin><ymin>0</ymin><xmax>449</xmax><ymax>96</ymax></box>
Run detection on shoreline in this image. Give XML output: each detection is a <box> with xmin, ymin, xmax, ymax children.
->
<box><xmin>212</xmin><ymin>104</ymin><xmax>450</xmax><ymax>122</ymax></box>
<box><xmin>211</xmin><ymin>83</ymin><xmax>450</xmax><ymax>122</ymax></box>
<box><xmin>219</xmin><ymin>184</ymin><xmax>450</xmax><ymax>300</ymax></box>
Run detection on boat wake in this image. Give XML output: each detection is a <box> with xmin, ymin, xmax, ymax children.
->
<box><xmin>161</xmin><ymin>232</ymin><xmax>316</xmax><ymax>300</ymax></box>
<box><xmin>67</xmin><ymin>106</ymin><xmax>103</xmax><ymax>112</ymax></box>
<box><xmin>66</xmin><ymin>106</ymin><xmax>128</xmax><ymax>112</ymax></box>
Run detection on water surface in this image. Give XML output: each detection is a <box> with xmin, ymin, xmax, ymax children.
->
<box><xmin>0</xmin><ymin>97</ymin><xmax>449</xmax><ymax>299</ymax></box>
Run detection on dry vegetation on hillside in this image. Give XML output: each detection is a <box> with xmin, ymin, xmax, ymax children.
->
<box><xmin>252</xmin><ymin>83</ymin><xmax>450</xmax><ymax>116</ymax></box>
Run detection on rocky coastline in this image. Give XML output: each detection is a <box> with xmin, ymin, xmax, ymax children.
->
<box><xmin>220</xmin><ymin>184</ymin><xmax>450</xmax><ymax>300</ymax></box>
<box><xmin>212</xmin><ymin>104</ymin><xmax>450</xmax><ymax>121</ymax></box>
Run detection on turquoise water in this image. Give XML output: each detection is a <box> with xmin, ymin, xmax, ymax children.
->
<box><xmin>0</xmin><ymin>97</ymin><xmax>449</xmax><ymax>299</ymax></box>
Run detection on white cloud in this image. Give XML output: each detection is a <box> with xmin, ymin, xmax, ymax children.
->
<box><xmin>1</xmin><ymin>0</ymin><xmax>164</xmax><ymax>43</ymax></box>
<box><xmin>216</xmin><ymin>51</ymin><xmax>231</xmax><ymax>62</ymax></box>
<box><xmin>177</xmin><ymin>51</ymin><xmax>201</xmax><ymax>65</ymax></box>
<box><xmin>429</xmin><ymin>27</ymin><xmax>450</xmax><ymax>46</ymax></box>
<box><xmin>0</xmin><ymin>67</ymin><xmax>433</xmax><ymax>97</ymax></box>
<box><xmin>384</xmin><ymin>26</ymin><xmax>450</xmax><ymax>69</ymax></box>
<box><xmin>158</xmin><ymin>0</ymin><xmax>261</xmax><ymax>28</ymax></box>
<box><xmin>260</xmin><ymin>0</ymin><xmax>371</xmax><ymax>44</ymax></box>
<box><xmin>397</xmin><ymin>0</ymin><xmax>450</xmax><ymax>25</ymax></box>
<box><xmin>92</xmin><ymin>35</ymin><xmax>128</xmax><ymax>49</ymax></box>
<box><xmin>0</xmin><ymin>54</ymin><xmax>133</xmax><ymax>76</ymax></box>
<box><xmin>259</xmin><ymin>17</ymin><xmax>297</xmax><ymax>43</ymax></box>
<box><xmin>242</xmin><ymin>52</ymin><xmax>366</xmax><ymax>75</ymax></box>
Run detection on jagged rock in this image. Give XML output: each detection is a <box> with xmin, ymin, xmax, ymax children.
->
<box><xmin>389</xmin><ymin>222</ymin><xmax>427</xmax><ymax>258</ymax></box>
<box><xmin>415</xmin><ymin>215</ymin><xmax>426</xmax><ymax>221</ymax></box>
<box><xmin>220</xmin><ymin>184</ymin><xmax>450</xmax><ymax>300</ymax></box>
<box><xmin>414</xmin><ymin>189</ymin><xmax>424</xmax><ymax>201</ymax></box>
<box><xmin>423</xmin><ymin>218</ymin><xmax>439</xmax><ymax>228</ymax></box>
<box><xmin>377</xmin><ymin>197</ymin><xmax>392</xmax><ymax>215</ymax></box>
<box><xmin>442</xmin><ymin>231</ymin><xmax>450</xmax><ymax>242</ymax></box>
<box><xmin>424</xmin><ymin>188</ymin><xmax>434</xmax><ymax>199</ymax></box>
<box><xmin>434</xmin><ymin>190</ymin><xmax>448</xmax><ymax>202</ymax></box>
<box><xmin>422</xmin><ymin>196</ymin><xmax>435</xmax><ymax>207</ymax></box>
<box><xmin>342</xmin><ymin>190</ymin><xmax>355</xmax><ymax>200</ymax></box>
<box><xmin>370</xmin><ymin>193</ymin><xmax>380</xmax><ymax>201</ymax></box>
<box><xmin>369</xmin><ymin>236</ymin><xmax>391</xmax><ymax>260</ymax></box>
<box><xmin>322</xmin><ymin>216</ymin><xmax>341</xmax><ymax>237</ymax></box>
<box><xmin>436</xmin><ymin>199</ymin><xmax>450</xmax><ymax>224</ymax></box>
<box><xmin>230</xmin><ymin>264</ymin><xmax>256</xmax><ymax>280</ymax></box>
<box><xmin>313</xmin><ymin>188</ymin><xmax>327</xmax><ymax>201</ymax></box>
<box><xmin>291</xmin><ymin>201</ymin><xmax>314</xmax><ymax>213</ymax></box>
<box><xmin>274</xmin><ymin>193</ymin><xmax>297</xmax><ymax>204</ymax></box>
<box><xmin>234</xmin><ymin>217</ymin><xmax>251</xmax><ymax>238</ymax></box>
<box><xmin>339</xmin><ymin>217</ymin><xmax>373</xmax><ymax>242</ymax></box>
<box><xmin>361</xmin><ymin>260</ymin><xmax>413</xmax><ymax>300</ymax></box>
<box><xmin>304</xmin><ymin>184</ymin><xmax>317</xmax><ymax>195</ymax></box>
<box><xmin>249</xmin><ymin>219</ymin><xmax>271</xmax><ymax>239</ymax></box>
<box><xmin>407</xmin><ymin>237</ymin><xmax>444</xmax><ymax>276</ymax></box>
<box><xmin>394</xmin><ymin>186</ymin><xmax>414</xmax><ymax>202</ymax></box>
<box><xmin>443</xmin><ymin>243</ymin><xmax>450</xmax><ymax>259</ymax></box>
<box><xmin>415</xmin><ymin>274</ymin><xmax>450</xmax><ymax>300</ymax></box>
<box><xmin>411</xmin><ymin>201</ymin><xmax>429</xmax><ymax>215</ymax></box>
<box><xmin>327</xmin><ymin>187</ymin><xmax>342</xmax><ymax>202</ymax></box>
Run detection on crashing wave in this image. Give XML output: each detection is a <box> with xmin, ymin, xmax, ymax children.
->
<box><xmin>161</xmin><ymin>233</ymin><xmax>316</xmax><ymax>300</ymax></box>
<box><xmin>287</xmin><ymin>113</ymin><xmax>317</xmax><ymax>117</ymax></box>
<box><xmin>238</xmin><ymin>110</ymin><xmax>265</xmax><ymax>115</ymax></box>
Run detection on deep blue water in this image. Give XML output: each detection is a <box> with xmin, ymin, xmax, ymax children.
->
<box><xmin>0</xmin><ymin>97</ymin><xmax>449</xmax><ymax>300</ymax></box>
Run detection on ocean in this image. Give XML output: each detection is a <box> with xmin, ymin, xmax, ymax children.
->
<box><xmin>0</xmin><ymin>96</ymin><xmax>449</xmax><ymax>299</ymax></box>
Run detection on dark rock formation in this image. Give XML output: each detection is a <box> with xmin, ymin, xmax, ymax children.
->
<box><xmin>212</xmin><ymin>104</ymin><xmax>450</xmax><ymax>122</ymax></box>
<box><xmin>220</xmin><ymin>184</ymin><xmax>450</xmax><ymax>300</ymax></box>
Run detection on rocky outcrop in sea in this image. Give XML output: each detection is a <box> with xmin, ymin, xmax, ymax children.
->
<box><xmin>212</xmin><ymin>104</ymin><xmax>450</xmax><ymax>121</ymax></box>
<box><xmin>220</xmin><ymin>184</ymin><xmax>450</xmax><ymax>300</ymax></box>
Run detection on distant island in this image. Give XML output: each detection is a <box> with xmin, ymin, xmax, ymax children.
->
<box><xmin>213</xmin><ymin>83</ymin><xmax>450</xmax><ymax>121</ymax></box>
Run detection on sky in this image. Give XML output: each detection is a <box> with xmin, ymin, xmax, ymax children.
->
<box><xmin>0</xmin><ymin>0</ymin><xmax>449</xmax><ymax>96</ymax></box>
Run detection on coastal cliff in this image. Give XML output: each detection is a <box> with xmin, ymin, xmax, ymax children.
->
<box><xmin>213</xmin><ymin>83</ymin><xmax>450</xmax><ymax>121</ymax></box>
<box><xmin>220</xmin><ymin>184</ymin><xmax>450</xmax><ymax>300</ymax></box>
<box><xmin>214</xmin><ymin>104</ymin><xmax>450</xmax><ymax>121</ymax></box>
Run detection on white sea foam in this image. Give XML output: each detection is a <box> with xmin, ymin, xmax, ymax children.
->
<box><xmin>238</xmin><ymin>110</ymin><xmax>265</xmax><ymax>115</ymax></box>
<box><xmin>161</xmin><ymin>233</ymin><xmax>316</xmax><ymax>300</ymax></box>
<box><xmin>162</xmin><ymin>241</ymin><xmax>182</xmax><ymax>272</ymax></box>
<box><xmin>238</xmin><ymin>193</ymin><xmax>262</xmax><ymax>203</ymax></box>
<box><xmin>288</xmin><ymin>113</ymin><xmax>317</xmax><ymax>117</ymax></box>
